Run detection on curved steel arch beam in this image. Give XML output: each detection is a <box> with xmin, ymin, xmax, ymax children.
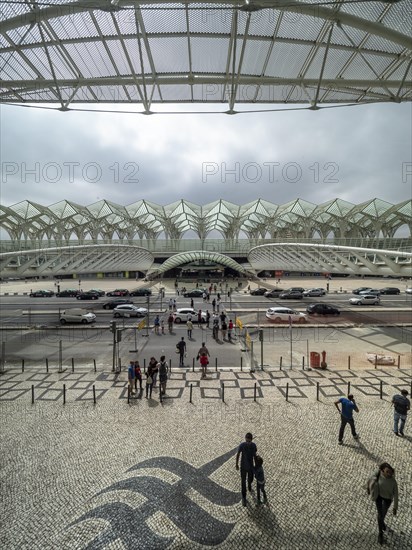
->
<box><xmin>1</xmin><ymin>1</ymin><xmax>411</xmax><ymax>50</ymax></box>
<box><xmin>151</xmin><ymin>250</ymin><xmax>249</xmax><ymax>275</ymax></box>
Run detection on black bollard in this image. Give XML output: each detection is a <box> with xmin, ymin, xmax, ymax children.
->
<box><xmin>127</xmin><ymin>385</ymin><xmax>130</xmax><ymax>404</ymax></box>
<box><xmin>46</xmin><ymin>357</ymin><xmax>49</xmax><ymax>373</ymax></box>
<box><xmin>286</xmin><ymin>382</ymin><xmax>289</xmax><ymax>402</ymax></box>
<box><xmin>72</xmin><ymin>357</ymin><xmax>74</xmax><ymax>373</ymax></box>
<box><xmin>347</xmin><ymin>381</ymin><xmax>351</xmax><ymax>395</ymax></box>
<box><xmin>63</xmin><ymin>384</ymin><xmax>66</xmax><ymax>405</ymax></box>
<box><xmin>241</xmin><ymin>356</ymin><xmax>243</xmax><ymax>371</ymax></box>
<box><xmin>22</xmin><ymin>359</ymin><xmax>24</xmax><ymax>373</ymax></box>
<box><xmin>302</xmin><ymin>356</ymin><xmax>305</xmax><ymax>370</ymax></box>
<box><xmin>348</xmin><ymin>356</ymin><xmax>351</xmax><ymax>370</ymax></box>
<box><xmin>374</xmin><ymin>355</ymin><xmax>377</xmax><ymax>370</ymax></box>
<box><xmin>215</xmin><ymin>357</ymin><xmax>217</xmax><ymax>372</ymax></box>
<box><xmin>316</xmin><ymin>382</ymin><xmax>320</xmax><ymax>401</ymax></box>
<box><xmin>93</xmin><ymin>359</ymin><xmax>96</xmax><ymax>373</ymax></box>
<box><xmin>192</xmin><ymin>357</ymin><xmax>195</xmax><ymax>371</ymax></box>
<box><xmin>189</xmin><ymin>383</ymin><xmax>193</xmax><ymax>404</ymax></box>
<box><xmin>31</xmin><ymin>384</ymin><xmax>34</xmax><ymax>404</ymax></box>
<box><xmin>221</xmin><ymin>382</ymin><xmax>225</xmax><ymax>403</ymax></box>
<box><xmin>380</xmin><ymin>380</ymin><xmax>383</xmax><ymax>399</ymax></box>
<box><xmin>254</xmin><ymin>383</ymin><xmax>257</xmax><ymax>402</ymax></box>
<box><xmin>280</xmin><ymin>356</ymin><xmax>282</xmax><ymax>370</ymax></box>
<box><xmin>93</xmin><ymin>384</ymin><xmax>96</xmax><ymax>405</ymax></box>
<box><xmin>397</xmin><ymin>355</ymin><xmax>400</xmax><ymax>369</ymax></box>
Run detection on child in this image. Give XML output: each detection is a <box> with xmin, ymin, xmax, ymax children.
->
<box><xmin>254</xmin><ymin>455</ymin><xmax>267</xmax><ymax>504</ymax></box>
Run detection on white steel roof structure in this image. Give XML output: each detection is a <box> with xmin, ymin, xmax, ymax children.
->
<box><xmin>1</xmin><ymin>198</ymin><xmax>411</xmax><ymax>243</ymax></box>
<box><xmin>248</xmin><ymin>242</ymin><xmax>412</xmax><ymax>275</ymax></box>
<box><xmin>1</xmin><ymin>0</ymin><xmax>411</xmax><ymax>112</ymax></box>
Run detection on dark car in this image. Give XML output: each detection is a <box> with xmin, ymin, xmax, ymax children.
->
<box><xmin>279</xmin><ymin>290</ymin><xmax>303</xmax><ymax>299</ymax></box>
<box><xmin>102</xmin><ymin>298</ymin><xmax>133</xmax><ymax>310</ymax></box>
<box><xmin>250</xmin><ymin>288</ymin><xmax>267</xmax><ymax>296</ymax></box>
<box><xmin>359</xmin><ymin>288</ymin><xmax>381</xmax><ymax>296</ymax></box>
<box><xmin>379</xmin><ymin>287</ymin><xmax>400</xmax><ymax>295</ymax></box>
<box><xmin>29</xmin><ymin>289</ymin><xmax>54</xmax><ymax>297</ymax></box>
<box><xmin>306</xmin><ymin>303</ymin><xmax>340</xmax><ymax>316</ymax></box>
<box><xmin>90</xmin><ymin>288</ymin><xmax>106</xmax><ymax>296</ymax></box>
<box><xmin>264</xmin><ymin>289</ymin><xmax>285</xmax><ymax>298</ymax></box>
<box><xmin>106</xmin><ymin>289</ymin><xmax>130</xmax><ymax>297</ymax></box>
<box><xmin>129</xmin><ymin>288</ymin><xmax>152</xmax><ymax>296</ymax></box>
<box><xmin>76</xmin><ymin>291</ymin><xmax>99</xmax><ymax>300</ymax></box>
<box><xmin>352</xmin><ymin>287</ymin><xmax>373</xmax><ymax>295</ymax></box>
<box><xmin>56</xmin><ymin>289</ymin><xmax>79</xmax><ymax>297</ymax></box>
<box><xmin>288</xmin><ymin>287</ymin><xmax>305</xmax><ymax>293</ymax></box>
<box><xmin>183</xmin><ymin>289</ymin><xmax>205</xmax><ymax>298</ymax></box>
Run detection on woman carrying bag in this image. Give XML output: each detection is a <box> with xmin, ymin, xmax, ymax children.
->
<box><xmin>367</xmin><ymin>462</ymin><xmax>398</xmax><ymax>545</ymax></box>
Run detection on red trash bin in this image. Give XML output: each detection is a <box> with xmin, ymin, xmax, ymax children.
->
<box><xmin>310</xmin><ymin>352</ymin><xmax>321</xmax><ymax>369</ymax></box>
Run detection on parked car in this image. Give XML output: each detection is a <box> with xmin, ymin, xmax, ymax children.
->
<box><xmin>306</xmin><ymin>303</ymin><xmax>340</xmax><ymax>316</ymax></box>
<box><xmin>183</xmin><ymin>289</ymin><xmax>205</xmax><ymax>298</ymax></box>
<box><xmin>55</xmin><ymin>289</ymin><xmax>79</xmax><ymax>297</ymax></box>
<box><xmin>379</xmin><ymin>287</ymin><xmax>400</xmax><ymax>295</ymax></box>
<box><xmin>106</xmin><ymin>289</ymin><xmax>129</xmax><ymax>297</ymax></box>
<box><xmin>129</xmin><ymin>288</ymin><xmax>152</xmax><ymax>296</ymax></box>
<box><xmin>358</xmin><ymin>288</ymin><xmax>380</xmax><ymax>295</ymax></box>
<box><xmin>406</xmin><ymin>288</ymin><xmax>412</xmax><ymax>295</ymax></box>
<box><xmin>265</xmin><ymin>307</ymin><xmax>307</xmax><ymax>323</ymax></box>
<box><xmin>264</xmin><ymin>289</ymin><xmax>285</xmax><ymax>298</ymax></box>
<box><xmin>102</xmin><ymin>299</ymin><xmax>133</xmax><ymax>309</ymax></box>
<box><xmin>173</xmin><ymin>308</ymin><xmax>207</xmax><ymax>323</ymax></box>
<box><xmin>349</xmin><ymin>294</ymin><xmax>380</xmax><ymax>305</ymax></box>
<box><xmin>288</xmin><ymin>287</ymin><xmax>305</xmax><ymax>293</ymax></box>
<box><xmin>29</xmin><ymin>289</ymin><xmax>54</xmax><ymax>297</ymax></box>
<box><xmin>60</xmin><ymin>308</ymin><xmax>96</xmax><ymax>324</ymax></box>
<box><xmin>352</xmin><ymin>287</ymin><xmax>373</xmax><ymax>295</ymax></box>
<box><xmin>90</xmin><ymin>288</ymin><xmax>106</xmax><ymax>296</ymax></box>
<box><xmin>250</xmin><ymin>288</ymin><xmax>267</xmax><ymax>296</ymax></box>
<box><xmin>303</xmin><ymin>288</ymin><xmax>326</xmax><ymax>297</ymax></box>
<box><xmin>279</xmin><ymin>290</ymin><xmax>303</xmax><ymax>299</ymax></box>
<box><xmin>76</xmin><ymin>291</ymin><xmax>99</xmax><ymax>300</ymax></box>
<box><xmin>113</xmin><ymin>304</ymin><xmax>148</xmax><ymax>318</ymax></box>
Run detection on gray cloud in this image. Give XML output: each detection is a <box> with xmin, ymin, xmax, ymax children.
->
<box><xmin>1</xmin><ymin>102</ymin><xmax>411</xmax><ymax>208</ymax></box>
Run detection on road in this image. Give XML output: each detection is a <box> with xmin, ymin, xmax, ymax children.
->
<box><xmin>0</xmin><ymin>292</ymin><xmax>411</xmax><ymax>326</ymax></box>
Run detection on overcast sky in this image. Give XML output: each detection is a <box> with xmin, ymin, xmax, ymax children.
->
<box><xmin>1</xmin><ymin>101</ymin><xmax>411</xmax><ymax>208</ymax></box>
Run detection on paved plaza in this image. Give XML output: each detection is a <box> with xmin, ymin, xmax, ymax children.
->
<box><xmin>1</xmin><ymin>330</ymin><xmax>411</xmax><ymax>549</ymax></box>
<box><xmin>1</xmin><ymin>277</ymin><xmax>411</xmax><ymax>549</ymax></box>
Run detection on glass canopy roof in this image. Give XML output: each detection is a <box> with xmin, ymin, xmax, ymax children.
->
<box><xmin>1</xmin><ymin>0</ymin><xmax>411</xmax><ymax>112</ymax></box>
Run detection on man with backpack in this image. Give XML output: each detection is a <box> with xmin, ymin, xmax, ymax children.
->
<box><xmin>176</xmin><ymin>337</ymin><xmax>186</xmax><ymax>367</ymax></box>
<box><xmin>157</xmin><ymin>355</ymin><xmax>169</xmax><ymax>395</ymax></box>
<box><xmin>392</xmin><ymin>389</ymin><xmax>410</xmax><ymax>436</ymax></box>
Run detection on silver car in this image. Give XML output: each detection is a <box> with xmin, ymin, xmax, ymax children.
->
<box><xmin>60</xmin><ymin>308</ymin><xmax>96</xmax><ymax>324</ymax></box>
<box><xmin>303</xmin><ymin>288</ymin><xmax>326</xmax><ymax>297</ymax></box>
<box><xmin>113</xmin><ymin>304</ymin><xmax>148</xmax><ymax>318</ymax></box>
<box><xmin>173</xmin><ymin>308</ymin><xmax>207</xmax><ymax>323</ymax></box>
<box><xmin>349</xmin><ymin>294</ymin><xmax>380</xmax><ymax>306</ymax></box>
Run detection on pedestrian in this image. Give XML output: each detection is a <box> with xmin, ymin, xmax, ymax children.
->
<box><xmin>176</xmin><ymin>337</ymin><xmax>186</xmax><ymax>367</ymax></box>
<box><xmin>221</xmin><ymin>320</ymin><xmax>227</xmax><ymax>341</ymax></box>
<box><xmin>173</xmin><ymin>299</ymin><xmax>177</xmax><ymax>311</ymax></box>
<box><xmin>168</xmin><ymin>312</ymin><xmax>174</xmax><ymax>333</ymax></box>
<box><xmin>160</xmin><ymin>318</ymin><xmax>165</xmax><ymax>334</ymax></box>
<box><xmin>169</xmin><ymin>298</ymin><xmax>173</xmax><ymax>311</ymax></box>
<box><xmin>199</xmin><ymin>352</ymin><xmax>209</xmax><ymax>379</ymax></box>
<box><xmin>212</xmin><ymin>316</ymin><xmax>219</xmax><ymax>340</ymax></box>
<box><xmin>212</xmin><ymin>298</ymin><xmax>216</xmax><ymax>313</ymax></box>
<box><xmin>197</xmin><ymin>342</ymin><xmax>210</xmax><ymax>360</ymax></box>
<box><xmin>217</xmin><ymin>292</ymin><xmax>221</xmax><ymax>300</ymax></box>
<box><xmin>367</xmin><ymin>462</ymin><xmax>398</xmax><ymax>545</ymax></box>
<box><xmin>197</xmin><ymin>309</ymin><xmax>202</xmax><ymax>326</ymax></box>
<box><xmin>206</xmin><ymin>310</ymin><xmax>210</xmax><ymax>328</ymax></box>
<box><xmin>228</xmin><ymin>319</ymin><xmax>234</xmax><ymax>341</ymax></box>
<box><xmin>392</xmin><ymin>389</ymin><xmax>410</xmax><ymax>436</ymax></box>
<box><xmin>145</xmin><ymin>363</ymin><xmax>155</xmax><ymax>398</ymax></box>
<box><xmin>128</xmin><ymin>361</ymin><xmax>136</xmax><ymax>395</ymax></box>
<box><xmin>148</xmin><ymin>357</ymin><xmax>158</xmax><ymax>387</ymax></box>
<box><xmin>220</xmin><ymin>311</ymin><xmax>226</xmax><ymax>323</ymax></box>
<box><xmin>254</xmin><ymin>455</ymin><xmax>267</xmax><ymax>505</ymax></box>
<box><xmin>187</xmin><ymin>318</ymin><xmax>193</xmax><ymax>339</ymax></box>
<box><xmin>202</xmin><ymin>292</ymin><xmax>207</xmax><ymax>302</ymax></box>
<box><xmin>154</xmin><ymin>315</ymin><xmax>160</xmax><ymax>335</ymax></box>
<box><xmin>235</xmin><ymin>432</ymin><xmax>257</xmax><ymax>507</ymax></box>
<box><xmin>216</xmin><ymin>298</ymin><xmax>221</xmax><ymax>313</ymax></box>
<box><xmin>157</xmin><ymin>355</ymin><xmax>169</xmax><ymax>395</ymax></box>
<box><xmin>190</xmin><ymin>298</ymin><xmax>194</xmax><ymax>309</ymax></box>
<box><xmin>134</xmin><ymin>360</ymin><xmax>143</xmax><ymax>391</ymax></box>
<box><xmin>334</xmin><ymin>393</ymin><xmax>359</xmax><ymax>445</ymax></box>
